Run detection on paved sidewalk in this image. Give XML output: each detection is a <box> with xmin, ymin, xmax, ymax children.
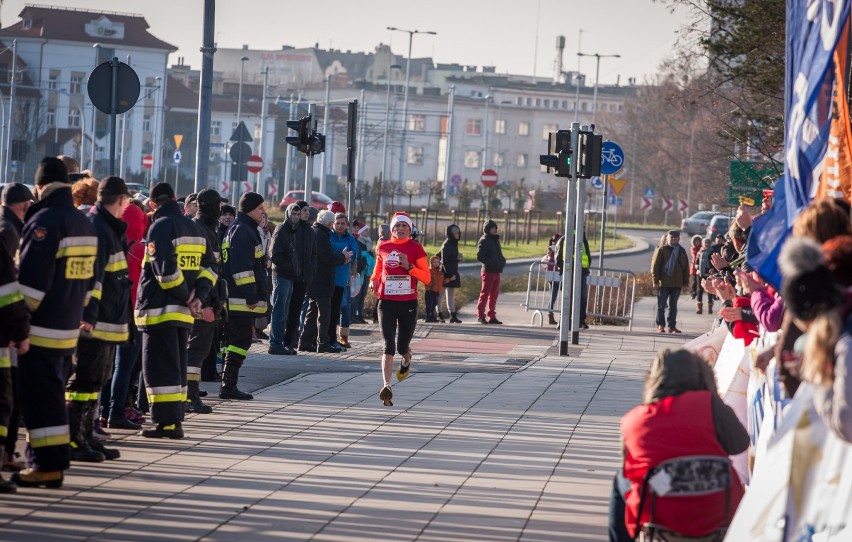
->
<box><xmin>0</xmin><ymin>292</ymin><xmax>709</xmax><ymax>541</ymax></box>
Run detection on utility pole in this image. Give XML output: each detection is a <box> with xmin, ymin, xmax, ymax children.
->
<box><xmin>320</xmin><ymin>74</ymin><xmax>331</xmax><ymax>194</ymax></box>
<box><xmin>257</xmin><ymin>65</ymin><xmax>269</xmax><ymax>194</ymax></box>
<box><xmin>193</xmin><ymin>0</ymin><xmax>215</xmax><ymax>193</ymax></box>
<box><xmin>4</xmin><ymin>39</ymin><xmax>17</xmax><ymax>182</ymax></box>
<box><xmin>283</xmin><ymin>95</ymin><xmax>295</xmax><ymax>194</ymax></box>
<box><xmin>442</xmin><ymin>84</ymin><xmax>455</xmax><ymax>201</ymax></box>
<box><xmin>304</xmin><ymin>103</ymin><xmax>316</xmax><ymax>203</ymax></box>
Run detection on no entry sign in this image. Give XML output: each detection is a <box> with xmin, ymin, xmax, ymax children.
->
<box><xmin>142</xmin><ymin>155</ymin><xmax>154</xmax><ymax>169</ymax></box>
<box><xmin>247</xmin><ymin>155</ymin><xmax>263</xmax><ymax>174</ymax></box>
<box><xmin>480</xmin><ymin>168</ymin><xmax>498</xmax><ymax>188</ymax></box>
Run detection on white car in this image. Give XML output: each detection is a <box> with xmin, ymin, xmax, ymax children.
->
<box><xmin>681</xmin><ymin>211</ymin><xmax>724</xmax><ymax>236</ymax></box>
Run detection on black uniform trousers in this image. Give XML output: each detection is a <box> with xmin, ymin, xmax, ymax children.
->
<box><xmin>0</xmin><ymin>348</ymin><xmax>12</xmax><ymax>447</ymax></box>
<box><xmin>299</xmin><ymin>296</ymin><xmax>331</xmax><ymax>349</ymax></box>
<box><xmin>187</xmin><ymin>324</ymin><xmax>217</xmax><ymax>384</ymax></box>
<box><xmin>18</xmin><ymin>349</ymin><xmax>72</xmax><ymax>471</ymax></box>
<box><xmin>223</xmin><ymin>315</ymin><xmax>253</xmax><ymax>386</ymax></box>
<box><xmin>142</xmin><ymin>327</ymin><xmax>189</xmax><ymax>426</ymax></box>
<box><xmin>283</xmin><ymin>280</ymin><xmax>307</xmax><ymax>348</ymax></box>
<box><xmin>67</xmin><ymin>338</ymin><xmax>115</xmax><ymax>403</ymax></box>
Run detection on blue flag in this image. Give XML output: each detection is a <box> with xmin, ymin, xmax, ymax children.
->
<box><xmin>747</xmin><ymin>0</ymin><xmax>850</xmax><ymax>288</ymax></box>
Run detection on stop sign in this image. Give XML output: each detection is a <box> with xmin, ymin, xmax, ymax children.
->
<box><xmin>480</xmin><ymin>168</ymin><xmax>498</xmax><ymax>188</ymax></box>
<box><xmin>246</xmin><ymin>155</ymin><xmax>263</xmax><ymax>174</ymax></box>
<box><xmin>142</xmin><ymin>155</ymin><xmax>154</xmax><ymax>169</ymax></box>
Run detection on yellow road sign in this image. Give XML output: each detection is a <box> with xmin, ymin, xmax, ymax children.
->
<box><xmin>609</xmin><ymin>178</ymin><xmax>628</xmax><ymax>196</ymax></box>
<box><xmin>174</xmin><ymin>134</ymin><xmax>183</xmax><ymax>150</ymax></box>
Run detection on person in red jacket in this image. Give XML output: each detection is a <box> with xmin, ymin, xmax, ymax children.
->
<box><xmin>369</xmin><ymin>212</ymin><xmax>429</xmax><ymax>406</ymax></box>
<box><xmin>609</xmin><ymin>348</ymin><xmax>749</xmax><ymax>541</ymax></box>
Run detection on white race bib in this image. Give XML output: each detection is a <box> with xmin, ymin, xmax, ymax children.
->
<box><xmin>383</xmin><ymin>275</ymin><xmax>413</xmax><ymax>296</ymax></box>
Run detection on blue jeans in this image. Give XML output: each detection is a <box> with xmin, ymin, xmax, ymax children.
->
<box><xmin>100</xmin><ymin>328</ymin><xmax>142</xmax><ymax>420</ymax></box>
<box><xmin>340</xmin><ymin>286</ymin><xmax>351</xmax><ymax>328</ymax></box>
<box><xmin>269</xmin><ymin>275</ymin><xmax>294</xmax><ymax>349</ymax></box>
<box><xmin>656</xmin><ymin>286</ymin><xmax>681</xmax><ymax>329</ymax></box>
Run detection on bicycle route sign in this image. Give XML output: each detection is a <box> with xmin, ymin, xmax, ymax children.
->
<box><xmin>600</xmin><ymin>141</ymin><xmax>624</xmax><ymax>176</ymax></box>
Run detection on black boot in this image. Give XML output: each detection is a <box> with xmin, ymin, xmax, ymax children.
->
<box><xmin>84</xmin><ymin>402</ymin><xmax>119</xmax><ymax>460</ymax></box>
<box><xmin>219</xmin><ymin>363</ymin><xmax>253</xmax><ymax>400</ymax></box>
<box><xmin>449</xmin><ymin>312</ymin><xmax>462</xmax><ymax>323</ymax></box>
<box><xmin>67</xmin><ymin>402</ymin><xmax>105</xmax><ymax>463</ymax></box>
<box><xmin>140</xmin><ymin>422</ymin><xmax>184</xmax><ymax>439</ymax></box>
<box><xmin>186</xmin><ymin>381</ymin><xmax>213</xmax><ymax>413</ymax></box>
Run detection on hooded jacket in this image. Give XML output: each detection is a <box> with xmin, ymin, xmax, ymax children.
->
<box><xmin>439</xmin><ymin>224</ymin><xmax>461</xmax><ymax>288</ymax></box>
<box><xmin>476</xmin><ymin>219</ymin><xmax>506</xmax><ymax>273</ymax></box>
<box><xmin>121</xmin><ymin>203</ymin><xmax>148</xmax><ymax>309</ymax></box>
<box><xmin>270</xmin><ymin>203</ymin><xmax>303</xmax><ymax>280</ymax></box>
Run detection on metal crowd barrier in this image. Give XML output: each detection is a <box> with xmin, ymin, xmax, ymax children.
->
<box><xmin>522</xmin><ymin>262</ymin><xmax>637</xmax><ymax>330</ymax></box>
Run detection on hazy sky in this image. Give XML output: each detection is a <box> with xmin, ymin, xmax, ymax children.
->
<box><xmin>2</xmin><ymin>0</ymin><xmax>693</xmax><ymax>84</ymax></box>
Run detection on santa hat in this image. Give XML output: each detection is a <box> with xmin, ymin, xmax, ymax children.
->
<box><xmin>390</xmin><ymin>212</ymin><xmax>413</xmax><ymax>230</ymax></box>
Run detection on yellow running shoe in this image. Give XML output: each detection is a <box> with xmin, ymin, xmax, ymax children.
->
<box><xmin>379</xmin><ymin>385</ymin><xmax>393</xmax><ymax>406</ymax></box>
<box><xmin>396</xmin><ymin>351</ymin><xmax>412</xmax><ymax>382</ymax></box>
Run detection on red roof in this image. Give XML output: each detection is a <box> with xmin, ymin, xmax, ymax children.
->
<box><xmin>0</xmin><ymin>5</ymin><xmax>176</xmax><ymax>51</ymax></box>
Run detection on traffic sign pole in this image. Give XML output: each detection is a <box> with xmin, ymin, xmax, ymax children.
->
<box><xmin>558</xmin><ymin>123</ymin><xmax>580</xmax><ymax>356</ymax></box>
<box><xmin>598</xmin><ymin>174</ymin><xmax>609</xmax><ymax>270</ymax></box>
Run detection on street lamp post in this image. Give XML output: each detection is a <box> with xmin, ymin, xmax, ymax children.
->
<box><xmin>481</xmin><ymin>94</ymin><xmax>493</xmax><ymax>169</ymax></box>
<box><xmin>150</xmin><ymin>76</ymin><xmax>162</xmax><ymax>187</ymax></box>
<box><xmin>4</xmin><ymin>39</ymin><xmax>17</xmax><ymax>182</ymax></box>
<box><xmin>380</xmin><ymin>64</ymin><xmax>402</xmax><ymax>216</ymax></box>
<box><xmin>235</xmin><ymin>55</ymin><xmax>249</xmax><ymax>196</ymax></box>
<box><xmin>89</xmin><ymin>43</ymin><xmax>101</xmax><ymax>172</ymax></box>
<box><xmin>577</xmin><ymin>52</ymin><xmax>620</xmax><ymax>126</ymax></box>
<box><xmin>387</xmin><ymin>26</ymin><xmax>436</xmax><ymax>188</ymax></box>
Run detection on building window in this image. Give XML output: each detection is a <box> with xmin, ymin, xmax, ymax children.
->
<box><xmin>495</xmin><ymin>119</ymin><xmax>506</xmax><ymax>135</ymax></box>
<box><xmin>46</xmin><ymin>108</ymin><xmax>56</xmax><ymax>126</ymax></box>
<box><xmin>542</xmin><ymin>123</ymin><xmax>557</xmax><ymax>140</ymax></box>
<box><xmin>581</xmin><ymin>102</ymin><xmax>588</xmax><ymax>111</ymax></box>
<box><xmin>407</xmin><ymin>146</ymin><xmax>423</xmax><ymax>165</ymax></box>
<box><xmin>143</xmin><ymin>115</ymin><xmax>151</xmax><ymax>133</ymax></box>
<box><xmin>464</xmin><ymin>150</ymin><xmax>480</xmax><ymax>168</ymax></box>
<box><xmin>48</xmin><ymin>70</ymin><xmax>59</xmax><ymax>90</ymax></box>
<box><xmin>211</xmin><ymin>120</ymin><xmax>221</xmax><ymax>136</ymax></box>
<box><xmin>618</xmin><ymin>104</ymin><xmax>624</xmax><ymax>112</ymax></box>
<box><xmin>493</xmin><ymin>152</ymin><xmax>504</xmax><ymax>167</ymax></box>
<box><xmin>68</xmin><ymin>108</ymin><xmax>81</xmax><ymax>128</ymax></box>
<box><xmin>535</xmin><ymin>98</ymin><xmax>542</xmax><ymax>107</ymax></box>
<box><xmin>561</xmin><ymin>100</ymin><xmax>568</xmax><ymax>109</ymax></box>
<box><xmin>70</xmin><ymin>73</ymin><xmax>84</xmax><ymax>94</ymax></box>
<box><xmin>544</xmin><ymin>99</ymin><xmax>550</xmax><ymax>108</ymax></box>
<box><xmin>518</xmin><ymin>121</ymin><xmax>529</xmax><ymax>136</ymax></box>
<box><xmin>466</xmin><ymin>118</ymin><xmax>481</xmax><ymax>136</ymax></box>
<box><xmin>525</xmin><ymin>97</ymin><xmax>532</xmax><ymax>106</ymax></box>
<box><xmin>517</xmin><ymin>153</ymin><xmax>527</xmax><ymax>168</ymax></box>
<box><xmin>516</xmin><ymin>97</ymin><xmax>523</xmax><ymax>105</ymax></box>
<box><xmin>409</xmin><ymin>114</ymin><xmax>425</xmax><ymax>131</ymax></box>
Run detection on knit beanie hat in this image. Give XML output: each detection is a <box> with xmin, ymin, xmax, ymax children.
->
<box><xmin>780</xmin><ymin>237</ymin><xmax>842</xmax><ymax>321</ymax></box>
<box><xmin>35</xmin><ymin>156</ymin><xmax>70</xmax><ymax>185</ymax></box>
<box><xmin>238</xmin><ymin>192</ymin><xmax>264</xmax><ymax>214</ymax></box>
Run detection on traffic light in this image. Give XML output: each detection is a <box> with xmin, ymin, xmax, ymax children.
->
<box><xmin>576</xmin><ymin>130</ymin><xmax>602</xmax><ymax>178</ymax></box>
<box><xmin>554</xmin><ymin>129</ymin><xmax>572</xmax><ymax>178</ymax></box>
<box><xmin>286</xmin><ymin>115</ymin><xmax>311</xmax><ymax>153</ymax></box>
<box><xmin>308</xmin><ymin>132</ymin><xmax>325</xmax><ymax>155</ymax></box>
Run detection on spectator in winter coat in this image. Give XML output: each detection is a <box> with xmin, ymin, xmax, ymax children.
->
<box><xmin>282</xmin><ymin>203</ymin><xmax>317</xmax><ymax>350</ymax></box>
<box><xmin>476</xmin><ymin>219</ymin><xmax>506</xmax><ymax>324</ymax></box>
<box><xmin>425</xmin><ymin>255</ymin><xmax>445</xmax><ymax>322</ymax></box>
<box><xmin>651</xmin><ymin>230</ymin><xmax>689</xmax><ymax>333</ymax></box>
<box><xmin>298</xmin><ymin>210</ymin><xmax>351</xmax><ymax>353</ymax></box>
<box><xmin>267</xmin><ymin>203</ymin><xmax>303</xmax><ymax>355</ymax></box>
<box><xmin>328</xmin><ymin>213</ymin><xmax>359</xmax><ymax>350</ymax></box>
<box><xmin>440</xmin><ymin>224</ymin><xmax>463</xmax><ymax>323</ymax></box>
<box><xmin>690</xmin><ymin>235</ymin><xmax>703</xmax><ymax>312</ymax></box>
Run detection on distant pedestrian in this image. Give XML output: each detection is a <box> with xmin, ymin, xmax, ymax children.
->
<box><xmin>425</xmin><ymin>254</ymin><xmax>445</xmax><ymax>322</ymax></box>
<box><xmin>369</xmin><ymin>212</ymin><xmax>429</xmax><ymax>406</ymax></box>
<box><xmin>651</xmin><ymin>230</ymin><xmax>689</xmax><ymax>333</ymax></box>
<box><xmin>440</xmin><ymin>224</ymin><xmax>463</xmax><ymax>323</ymax></box>
<box><xmin>476</xmin><ymin>219</ymin><xmax>506</xmax><ymax>324</ymax></box>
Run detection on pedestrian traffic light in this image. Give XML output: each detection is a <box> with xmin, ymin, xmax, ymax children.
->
<box><xmin>576</xmin><ymin>130</ymin><xmax>602</xmax><ymax>178</ymax></box>
<box><xmin>286</xmin><ymin>115</ymin><xmax>311</xmax><ymax>153</ymax></box>
<box><xmin>539</xmin><ymin>132</ymin><xmax>559</xmax><ymax>173</ymax></box>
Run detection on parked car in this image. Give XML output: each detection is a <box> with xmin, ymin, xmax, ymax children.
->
<box><xmin>681</xmin><ymin>211</ymin><xmax>723</xmax><ymax>236</ymax></box>
<box><xmin>706</xmin><ymin>215</ymin><xmax>731</xmax><ymax>240</ymax></box>
<box><xmin>125</xmin><ymin>183</ymin><xmax>149</xmax><ymax>198</ymax></box>
<box><xmin>278</xmin><ymin>190</ymin><xmax>334</xmax><ymax>211</ymax></box>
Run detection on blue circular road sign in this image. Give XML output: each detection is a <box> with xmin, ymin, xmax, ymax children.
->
<box><xmin>600</xmin><ymin>141</ymin><xmax>625</xmax><ymax>176</ymax></box>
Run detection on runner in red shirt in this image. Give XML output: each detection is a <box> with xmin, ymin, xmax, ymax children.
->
<box><xmin>369</xmin><ymin>212</ymin><xmax>429</xmax><ymax>406</ymax></box>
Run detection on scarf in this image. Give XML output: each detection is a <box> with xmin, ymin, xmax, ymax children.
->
<box><xmin>664</xmin><ymin>245</ymin><xmax>680</xmax><ymax>276</ymax></box>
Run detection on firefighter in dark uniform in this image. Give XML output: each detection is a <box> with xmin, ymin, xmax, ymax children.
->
<box><xmin>220</xmin><ymin>192</ymin><xmax>268</xmax><ymax>400</ymax></box>
<box><xmin>66</xmin><ymin>177</ymin><xmax>132</xmax><ymax>463</ymax></box>
<box><xmin>13</xmin><ymin>157</ymin><xmax>98</xmax><ymax>488</ymax></box>
<box><xmin>186</xmin><ymin>188</ymin><xmax>228</xmax><ymax>413</ymax></box>
<box><xmin>0</xmin><ymin>183</ymin><xmax>34</xmax><ymax>492</ymax></box>
<box><xmin>135</xmin><ymin>183</ymin><xmax>215</xmax><ymax>439</ymax></box>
